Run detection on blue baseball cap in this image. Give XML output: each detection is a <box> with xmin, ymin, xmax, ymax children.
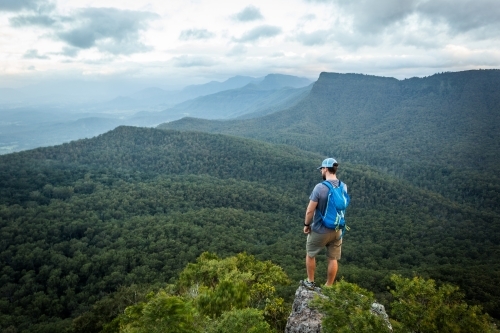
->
<box><xmin>317</xmin><ymin>158</ymin><xmax>338</xmax><ymax>169</ymax></box>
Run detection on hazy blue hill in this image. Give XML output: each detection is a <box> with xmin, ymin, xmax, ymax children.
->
<box><xmin>0</xmin><ymin>107</ymin><xmax>97</xmax><ymax>154</ymax></box>
<box><xmin>1</xmin><ymin>126</ymin><xmax>499</xmax><ymax>332</ymax></box>
<box><xmin>1</xmin><ymin>115</ymin><xmax>123</xmax><ymax>154</ymax></box>
<box><xmin>0</xmin><ymin>74</ymin><xmax>313</xmax><ymax>155</ymax></box>
<box><xmin>128</xmin><ymin>82</ymin><xmax>313</xmax><ymax>125</ymax></box>
<box><xmin>182</xmin><ymin>75</ymin><xmax>261</xmax><ymax>96</ymax></box>
<box><xmin>97</xmin><ymin>76</ymin><xmax>262</xmax><ymax>112</ymax></box>
<box><xmin>132</xmin><ymin>73</ymin><xmax>312</xmax><ymax>118</ymax></box>
<box><xmin>252</xmin><ymin>73</ymin><xmax>312</xmax><ymax>90</ymax></box>
<box><xmin>100</xmin><ymin>96</ymin><xmax>141</xmax><ymax>109</ymax></box>
<box><xmin>126</xmin><ymin>87</ymin><xmax>175</xmax><ymax>108</ymax></box>
<box><xmin>130</xmin><ymin>87</ymin><xmax>169</xmax><ymax>101</ymax></box>
<box><xmin>0</xmin><ymin>76</ymin><xmax>252</xmax><ymax>148</ymax></box>
<box><xmin>146</xmin><ymin>84</ymin><xmax>313</xmax><ymax>120</ymax></box>
<box><xmin>0</xmin><ymin>107</ymin><xmax>72</xmax><ymax>125</ymax></box>
<box><xmin>237</xmin><ymin>84</ymin><xmax>312</xmax><ymax>119</ymax></box>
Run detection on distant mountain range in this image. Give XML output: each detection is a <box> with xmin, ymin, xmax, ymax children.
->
<box><xmin>160</xmin><ymin>69</ymin><xmax>500</xmax><ymax>217</ymax></box>
<box><xmin>129</xmin><ymin>74</ymin><xmax>313</xmax><ymax>125</ymax></box>
<box><xmin>161</xmin><ymin>70</ymin><xmax>500</xmax><ymax>172</ymax></box>
<box><xmin>107</xmin><ymin>75</ymin><xmax>263</xmax><ymax>110</ymax></box>
<box><xmin>0</xmin><ymin>73</ymin><xmax>313</xmax><ymax>153</ymax></box>
<box><xmin>96</xmin><ymin>73</ymin><xmax>312</xmax><ymax>112</ymax></box>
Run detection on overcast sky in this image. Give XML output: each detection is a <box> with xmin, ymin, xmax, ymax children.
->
<box><xmin>1</xmin><ymin>0</ymin><xmax>499</xmax><ymax>90</ymax></box>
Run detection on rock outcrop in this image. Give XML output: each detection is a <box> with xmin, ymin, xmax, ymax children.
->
<box><xmin>285</xmin><ymin>284</ymin><xmax>324</xmax><ymax>333</ymax></box>
<box><xmin>285</xmin><ymin>282</ymin><xmax>393</xmax><ymax>333</ymax></box>
<box><xmin>371</xmin><ymin>302</ymin><xmax>393</xmax><ymax>331</ymax></box>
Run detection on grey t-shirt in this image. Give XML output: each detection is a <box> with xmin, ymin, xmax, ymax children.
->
<box><xmin>309</xmin><ymin>179</ymin><xmax>347</xmax><ymax>234</ymax></box>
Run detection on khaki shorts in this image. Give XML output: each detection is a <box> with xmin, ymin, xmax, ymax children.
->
<box><xmin>306</xmin><ymin>230</ymin><xmax>342</xmax><ymax>259</ymax></box>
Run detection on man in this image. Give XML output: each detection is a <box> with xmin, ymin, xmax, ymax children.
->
<box><xmin>302</xmin><ymin>157</ymin><xmax>348</xmax><ymax>290</ymax></box>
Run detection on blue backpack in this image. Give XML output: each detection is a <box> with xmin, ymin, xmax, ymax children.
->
<box><xmin>320</xmin><ymin>180</ymin><xmax>350</xmax><ymax>237</ymax></box>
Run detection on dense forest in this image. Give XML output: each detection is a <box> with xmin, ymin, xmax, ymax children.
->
<box><xmin>160</xmin><ymin>70</ymin><xmax>500</xmax><ymax>216</ymax></box>
<box><xmin>1</xmin><ymin>126</ymin><xmax>499</xmax><ymax>332</ymax></box>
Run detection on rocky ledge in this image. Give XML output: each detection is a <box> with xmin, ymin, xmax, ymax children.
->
<box><xmin>285</xmin><ymin>282</ymin><xmax>392</xmax><ymax>333</ymax></box>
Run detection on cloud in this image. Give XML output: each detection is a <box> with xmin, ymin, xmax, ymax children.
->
<box><xmin>299</xmin><ymin>0</ymin><xmax>418</xmax><ymax>49</ymax></box>
<box><xmin>295</xmin><ymin>30</ymin><xmax>331</xmax><ymax>46</ymax></box>
<box><xmin>417</xmin><ymin>0</ymin><xmax>500</xmax><ymax>35</ymax></box>
<box><xmin>0</xmin><ymin>0</ymin><xmax>46</xmax><ymax>12</ymax></box>
<box><xmin>300</xmin><ymin>14</ymin><xmax>317</xmax><ymax>21</ymax></box>
<box><xmin>331</xmin><ymin>0</ymin><xmax>418</xmax><ymax>34</ymax></box>
<box><xmin>60</xmin><ymin>47</ymin><xmax>80</xmax><ymax>58</ymax></box>
<box><xmin>23</xmin><ymin>49</ymin><xmax>49</xmax><ymax>59</ymax></box>
<box><xmin>173</xmin><ymin>55</ymin><xmax>216</xmax><ymax>67</ymax></box>
<box><xmin>5</xmin><ymin>0</ymin><xmax>57</xmax><ymax>27</ymax></box>
<box><xmin>56</xmin><ymin>7</ymin><xmax>158</xmax><ymax>55</ymax></box>
<box><xmin>271</xmin><ymin>51</ymin><xmax>285</xmax><ymax>57</ymax></box>
<box><xmin>10</xmin><ymin>14</ymin><xmax>56</xmax><ymax>27</ymax></box>
<box><xmin>226</xmin><ymin>45</ymin><xmax>247</xmax><ymax>56</ymax></box>
<box><xmin>7</xmin><ymin>5</ymin><xmax>158</xmax><ymax>56</ymax></box>
<box><xmin>233</xmin><ymin>5</ymin><xmax>264</xmax><ymax>22</ymax></box>
<box><xmin>179</xmin><ymin>29</ymin><xmax>215</xmax><ymax>40</ymax></box>
<box><xmin>309</xmin><ymin>0</ymin><xmax>500</xmax><ymax>44</ymax></box>
<box><xmin>233</xmin><ymin>25</ymin><xmax>281</xmax><ymax>42</ymax></box>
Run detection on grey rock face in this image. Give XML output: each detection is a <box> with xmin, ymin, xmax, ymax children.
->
<box><xmin>285</xmin><ymin>283</ymin><xmax>393</xmax><ymax>333</ymax></box>
<box><xmin>371</xmin><ymin>302</ymin><xmax>393</xmax><ymax>332</ymax></box>
<box><xmin>285</xmin><ymin>284</ymin><xmax>324</xmax><ymax>333</ymax></box>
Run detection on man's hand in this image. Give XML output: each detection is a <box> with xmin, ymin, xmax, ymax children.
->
<box><xmin>303</xmin><ymin>225</ymin><xmax>311</xmax><ymax>234</ymax></box>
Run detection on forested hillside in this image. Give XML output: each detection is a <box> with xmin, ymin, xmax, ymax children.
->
<box><xmin>1</xmin><ymin>126</ymin><xmax>499</xmax><ymax>332</ymax></box>
<box><xmin>160</xmin><ymin>70</ymin><xmax>500</xmax><ymax>217</ymax></box>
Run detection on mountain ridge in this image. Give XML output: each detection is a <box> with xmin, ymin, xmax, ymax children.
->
<box><xmin>161</xmin><ymin>70</ymin><xmax>500</xmax><ymax>169</ymax></box>
<box><xmin>128</xmin><ymin>75</ymin><xmax>313</xmax><ymax>124</ymax></box>
<box><xmin>159</xmin><ymin>70</ymin><xmax>500</xmax><ymax>214</ymax></box>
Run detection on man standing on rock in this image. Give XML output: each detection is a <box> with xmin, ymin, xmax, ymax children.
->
<box><xmin>302</xmin><ymin>157</ymin><xmax>348</xmax><ymax>290</ymax></box>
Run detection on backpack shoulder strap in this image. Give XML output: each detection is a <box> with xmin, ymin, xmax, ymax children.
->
<box><xmin>322</xmin><ymin>180</ymin><xmax>334</xmax><ymax>190</ymax></box>
<box><xmin>322</xmin><ymin>180</ymin><xmax>341</xmax><ymax>190</ymax></box>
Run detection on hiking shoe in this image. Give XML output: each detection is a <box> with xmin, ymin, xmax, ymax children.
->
<box><xmin>301</xmin><ymin>279</ymin><xmax>319</xmax><ymax>291</ymax></box>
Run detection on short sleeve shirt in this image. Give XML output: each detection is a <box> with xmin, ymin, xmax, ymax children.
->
<box><xmin>309</xmin><ymin>179</ymin><xmax>347</xmax><ymax>234</ymax></box>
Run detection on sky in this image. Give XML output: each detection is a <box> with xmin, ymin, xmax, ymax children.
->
<box><xmin>1</xmin><ymin>0</ymin><xmax>500</xmax><ymax>91</ymax></box>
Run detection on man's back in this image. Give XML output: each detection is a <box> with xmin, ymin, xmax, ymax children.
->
<box><xmin>309</xmin><ymin>179</ymin><xmax>347</xmax><ymax>233</ymax></box>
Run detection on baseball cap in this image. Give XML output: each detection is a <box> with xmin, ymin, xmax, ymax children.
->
<box><xmin>317</xmin><ymin>158</ymin><xmax>338</xmax><ymax>169</ymax></box>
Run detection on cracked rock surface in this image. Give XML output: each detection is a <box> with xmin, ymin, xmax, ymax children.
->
<box><xmin>285</xmin><ymin>283</ymin><xmax>324</xmax><ymax>333</ymax></box>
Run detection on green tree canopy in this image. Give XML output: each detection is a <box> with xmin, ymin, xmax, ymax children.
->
<box><xmin>116</xmin><ymin>252</ymin><xmax>290</xmax><ymax>333</ymax></box>
<box><xmin>390</xmin><ymin>275</ymin><xmax>498</xmax><ymax>333</ymax></box>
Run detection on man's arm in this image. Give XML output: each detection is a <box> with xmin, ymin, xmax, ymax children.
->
<box><xmin>304</xmin><ymin>200</ymin><xmax>318</xmax><ymax>234</ymax></box>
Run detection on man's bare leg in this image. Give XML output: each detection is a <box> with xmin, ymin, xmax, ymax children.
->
<box><xmin>306</xmin><ymin>255</ymin><xmax>316</xmax><ymax>282</ymax></box>
<box><xmin>325</xmin><ymin>258</ymin><xmax>338</xmax><ymax>286</ymax></box>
